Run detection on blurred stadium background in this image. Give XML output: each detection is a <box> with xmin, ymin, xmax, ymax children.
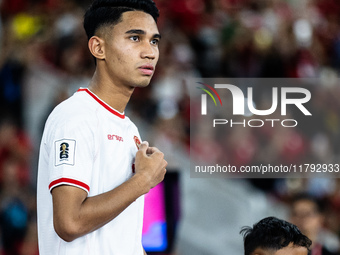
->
<box><xmin>0</xmin><ymin>0</ymin><xmax>339</xmax><ymax>254</ymax></box>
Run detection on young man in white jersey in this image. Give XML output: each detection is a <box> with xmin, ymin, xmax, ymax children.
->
<box><xmin>37</xmin><ymin>0</ymin><xmax>167</xmax><ymax>254</ymax></box>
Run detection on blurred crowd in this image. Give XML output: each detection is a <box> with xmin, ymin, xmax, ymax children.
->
<box><xmin>0</xmin><ymin>0</ymin><xmax>339</xmax><ymax>254</ymax></box>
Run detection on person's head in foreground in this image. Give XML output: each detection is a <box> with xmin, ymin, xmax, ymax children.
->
<box><xmin>240</xmin><ymin>216</ymin><xmax>312</xmax><ymax>255</ymax></box>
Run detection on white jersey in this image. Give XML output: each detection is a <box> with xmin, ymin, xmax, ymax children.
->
<box><xmin>37</xmin><ymin>88</ymin><xmax>144</xmax><ymax>255</ymax></box>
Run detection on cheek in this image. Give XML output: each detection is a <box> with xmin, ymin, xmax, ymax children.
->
<box><xmin>155</xmin><ymin>48</ymin><xmax>160</xmax><ymax>61</ymax></box>
<box><xmin>115</xmin><ymin>47</ymin><xmax>133</xmax><ymax>65</ymax></box>
<box><xmin>108</xmin><ymin>51</ymin><xmax>128</xmax><ymax>71</ymax></box>
<box><xmin>106</xmin><ymin>42</ymin><xmax>129</xmax><ymax>64</ymax></box>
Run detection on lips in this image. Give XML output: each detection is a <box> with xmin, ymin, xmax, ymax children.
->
<box><xmin>138</xmin><ymin>64</ymin><xmax>154</xmax><ymax>75</ymax></box>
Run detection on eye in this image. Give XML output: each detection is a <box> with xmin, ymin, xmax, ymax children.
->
<box><xmin>130</xmin><ymin>35</ymin><xmax>140</xmax><ymax>42</ymax></box>
<box><xmin>151</xmin><ymin>38</ymin><xmax>159</xmax><ymax>46</ymax></box>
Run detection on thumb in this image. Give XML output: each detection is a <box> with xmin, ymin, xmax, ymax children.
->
<box><xmin>138</xmin><ymin>141</ymin><xmax>149</xmax><ymax>153</ymax></box>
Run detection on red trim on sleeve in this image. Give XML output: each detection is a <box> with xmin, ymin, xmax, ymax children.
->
<box><xmin>49</xmin><ymin>178</ymin><xmax>90</xmax><ymax>192</ymax></box>
<box><xmin>77</xmin><ymin>88</ymin><xmax>125</xmax><ymax>119</ymax></box>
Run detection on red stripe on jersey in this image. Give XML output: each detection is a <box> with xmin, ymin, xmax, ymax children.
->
<box><xmin>49</xmin><ymin>178</ymin><xmax>90</xmax><ymax>192</ymax></box>
<box><xmin>77</xmin><ymin>88</ymin><xmax>125</xmax><ymax>119</ymax></box>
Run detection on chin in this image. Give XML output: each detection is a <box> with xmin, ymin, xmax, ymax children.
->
<box><xmin>132</xmin><ymin>77</ymin><xmax>152</xmax><ymax>88</ymax></box>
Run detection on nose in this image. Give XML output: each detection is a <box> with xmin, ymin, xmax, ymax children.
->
<box><xmin>140</xmin><ymin>42</ymin><xmax>157</xmax><ymax>60</ymax></box>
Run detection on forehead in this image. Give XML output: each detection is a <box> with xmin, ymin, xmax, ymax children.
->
<box><xmin>274</xmin><ymin>245</ymin><xmax>308</xmax><ymax>255</ymax></box>
<box><xmin>252</xmin><ymin>245</ymin><xmax>308</xmax><ymax>255</ymax></box>
<box><xmin>113</xmin><ymin>10</ymin><xmax>159</xmax><ymax>35</ymax></box>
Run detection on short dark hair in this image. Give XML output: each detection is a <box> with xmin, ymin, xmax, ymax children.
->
<box><xmin>83</xmin><ymin>0</ymin><xmax>159</xmax><ymax>41</ymax></box>
<box><xmin>240</xmin><ymin>216</ymin><xmax>312</xmax><ymax>255</ymax></box>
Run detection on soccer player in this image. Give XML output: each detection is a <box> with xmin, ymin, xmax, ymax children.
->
<box><xmin>240</xmin><ymin>216</ymin><xmax>312</xmax><ymax>255</ymax></box>
<box><xmin>36</xmin><ymin>0</ymin><xmax>166</xmax><ymax>254</ymax></box>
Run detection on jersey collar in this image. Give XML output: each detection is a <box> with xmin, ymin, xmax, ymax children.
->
<box><xmin>77</xmin><ymin>88</ymin><xmax>125</xmax><ymax>119</ymax></box>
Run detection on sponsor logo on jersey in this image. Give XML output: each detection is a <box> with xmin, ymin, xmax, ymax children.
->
<box><xmin>107</xmin><ymin>134</ymin><xmax>124</xmax><ymax>142</ymax></box>
<box><xmin>133</xmin><ymin>136</ymin><xmax>141</xmax><ymax>149</ymax></box>
<box><xmin>55</xmin><ymin>139</ymin><xmax>76</xmax><ymax>166</ymax></box>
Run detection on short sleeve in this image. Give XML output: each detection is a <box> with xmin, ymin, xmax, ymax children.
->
<box><xmin>46</xmin><ymin>116</ymin><xmax>96</xmax><ymax>194</ymax></box>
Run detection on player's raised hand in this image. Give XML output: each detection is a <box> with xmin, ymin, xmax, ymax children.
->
<box><xmin>134</xmin><ymin>141</ymin><xmax>167</xmax><ymax>193</ymax></box>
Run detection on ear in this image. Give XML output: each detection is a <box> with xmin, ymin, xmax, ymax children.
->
<box><xmin>88</xmin><ymin>36</ymin><xmax>105</xmax><ymax>60</ymax></box>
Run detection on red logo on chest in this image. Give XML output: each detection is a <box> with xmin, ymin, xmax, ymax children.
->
<box><xmin>133</xmin><ymin>136</ymin><xmax>141</xmax><ymax>149</ymax></box>
<box><xmin>107</xmin><ymin>134</ymin><xmax>124</xmax><ymax>142</ymax></box>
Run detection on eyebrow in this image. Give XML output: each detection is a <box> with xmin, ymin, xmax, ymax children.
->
<box><xmin>125</xmin><ymin>29</ymin><xmax>161</xmax><ymax>39</ymax></box>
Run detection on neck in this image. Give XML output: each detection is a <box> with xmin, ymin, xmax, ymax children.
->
<box><xmin>88</xmin><ymin>70</ymin><xmax>134</xmax><ymax>113</ymax></box>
